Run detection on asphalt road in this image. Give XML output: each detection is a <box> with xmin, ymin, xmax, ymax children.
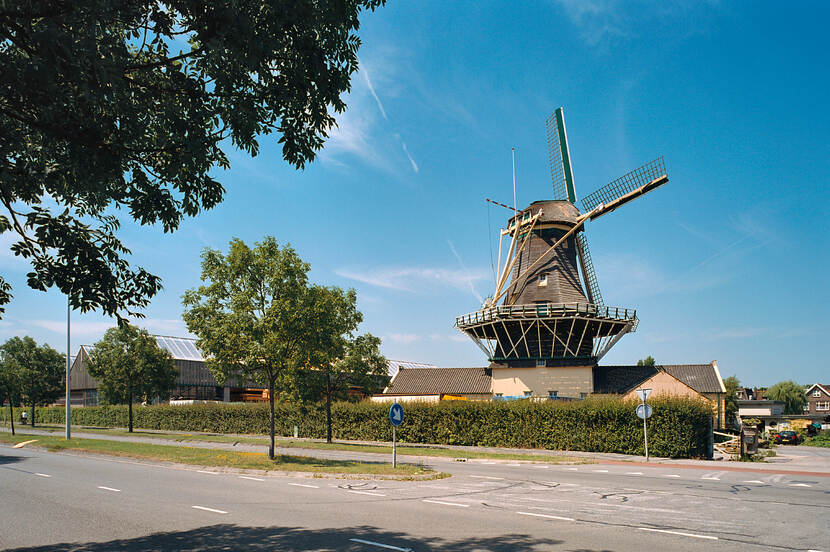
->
<box><xmin>2</xmin><ymin>444</ymin><xmax>828</xmax><ymax>551</ymax></box>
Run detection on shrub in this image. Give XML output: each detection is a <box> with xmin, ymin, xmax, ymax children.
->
<box><xmin>38</xmin><ymin>396</ymin><xmax>712</xmax><ymax>458</ymax></box>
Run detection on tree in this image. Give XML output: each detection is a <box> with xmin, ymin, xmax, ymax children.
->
<box><xmin>637</xmin><ymin>356</ymin><xmax>656</xmax><ymax>367</ymax></box>
<box><xmin>766</xmin><ymin>380</ymin><xmax>808</xmax><ymax>415</ymax></box>
<box><xmin>0</xmin><ymin>0</ymin><xmax>385</xmax><ymax>319</ymax></box>
<box><xmin>0</xmin><ymin>344</ymin><xmax>23</xmax><ymax>435</ymax></box>
<box><xmin>88</xmin><ymin>324</ymin><xmax>177</xmax><ymax>432</ymax></box>
<box><xmin>295</xmin><ymin>325</ymin><xmax>386</xmax><ymax>443</ymax></box>
<box><xmin>182</xmin><ymin>237</ymin><xmax>362</xmax><ymax>459</ymax></box>
<box><xmin>723</xmin><ymin>375</ymin><xmax>741</xmax><ymax>429</ymax></box>
<box><xmin>0</xmin><ymin>336</ymin><xmax>63</xmax><ymax>427</ymax></box>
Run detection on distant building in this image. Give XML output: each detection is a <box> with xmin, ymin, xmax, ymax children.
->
<box><xmin>372</xmin><ymin>367</ymin><xmax>492</xmax><ymax>403</ymax></box>
<box><xmin>67</xmin><ymin>335</ymin><xmax>266</xmax><ymax>405</ymax></box>
<box><xmin>804</xmin><ymin>383</ymin><xmax>830</xmax><ymax>416</ymax></box>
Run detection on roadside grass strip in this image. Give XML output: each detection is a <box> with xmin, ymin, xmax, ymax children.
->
<box><xmin>29</xmin><ymin>425</ymin><xmax>588</xmax><ymax>465</ymax></box>
<box><xmin>0</xmin><ymin>432</ymin><xmax>436</xmax><ymax>477</ymax></box>
<box><xmin>638</xmin><ymin>528</ymin><xmax>718</xmax><ymax>540</ymax></box>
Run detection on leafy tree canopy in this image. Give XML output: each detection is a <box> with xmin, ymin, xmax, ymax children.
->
<box><xmin>723</xmin><ymin>375</ymin><xmax>740</xmax><ymax>428</ymax></box>
<box><xmin>0</xmin><ymin>335</ymin><xmax>64</xmax><ymax>426</ymax></box>
<box><xmin>636</xmin><ymin>355</ymin><xmax>656</xmax><ymax>367</ymax></box>
<box><xmin>88</xmin><ymin>324</ymin><xmax>177</xmax><ymax>431</ymax></box>
<box><xmin>182</xmin><ymin>236</ymin><xmax>365</xmax><ymax>457</ymax></box>
<box><xmin>0</xmin><ymin>0</ymin><xmax>385</xmax><ymax>319</ymax></box>
<box><xmin>766</xmin><ymin>380</ymin><xmax>808</xmax><ymax>415</ymax></box>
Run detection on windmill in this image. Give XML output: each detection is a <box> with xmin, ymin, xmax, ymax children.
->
<box><xmin>456</xmin><ymin>107</ymin><xmax>668</xmax><ymax>382</ymax></box>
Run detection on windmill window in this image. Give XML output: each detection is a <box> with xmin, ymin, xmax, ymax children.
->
<box><xmin>538</xmin><ymin>274</ymin><xmax>548</xmax><ymax>287</ymax></box>
<box><xmin>523</xmin><ymin>390</ymin><xmax>532</xmax><ymax>397</ymax></box>
<box><xmin>548</xmin><ymin>390</ymin><xmax>558</xmax><ymax>399</ymax></box>
<box><xmin>536</xmin><ymin>359</ymin><xmax>545</xmax><ymax>367</ymax></box>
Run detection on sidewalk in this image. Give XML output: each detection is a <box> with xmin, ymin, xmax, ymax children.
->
<box><xmin>4</xmin><ymin>425</ymin><xmax>830</xmax><ymax>476</ymax></box>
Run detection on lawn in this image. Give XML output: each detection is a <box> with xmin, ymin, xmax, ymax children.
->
<box><xmin>0</xmin><ymin>432</ymin><xmax>442</xmax><ymax>478</ymax></box>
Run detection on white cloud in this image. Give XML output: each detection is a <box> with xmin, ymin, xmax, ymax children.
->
<box><xmin>401</xmin><ymin>140</ymin><xmax>419</xmax><ymax>173</ymax></box>
<box><xmin>336</xmin><ymin>266</ymin><xmax>489</xmax><ymax>296</ymax></box>
<box><xmin>360</xmin><ymin>60</ymin><xmax>388</xmax><ymax>121</ymax></box>
<box><xmin>386</xmin><ymin>333</ymin><xmax>420</xmax><ymax>344</ymax></box>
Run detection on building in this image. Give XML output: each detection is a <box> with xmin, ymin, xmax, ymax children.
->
<box><xmin>68</xmin><ymin>335</ymin><xmax>266</xmax><ymax>405</ymax></box>
<box><xmin>804</xmin><ymin>383</ymin><xmax>830</xmax><ymax>416</ymax></box>
<box><xmin>372</xmin><ymin>367</ymin><xmax>492</xmax><ymax>403</ymax></box>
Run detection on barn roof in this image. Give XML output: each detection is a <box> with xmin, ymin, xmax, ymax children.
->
<box><xmin>383</xmin><ymin>367</ymin><xmax>492</xmax><ymax>395</ymax></box>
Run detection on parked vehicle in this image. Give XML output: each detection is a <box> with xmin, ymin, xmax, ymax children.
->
<box><xmin>774</xmin><ymin>431</ymin><xmax>801</xmax><ymax>445</ymax></box>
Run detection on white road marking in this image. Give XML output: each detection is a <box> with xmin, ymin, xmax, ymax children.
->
<box><xmin>517</xmin><ymin>511</ymin><xmax>575</xmax><ymax>522</ymax></box>
<box><xmin>197</xmin><ymin>470</ymin><xmax>218</xmax><ymax>474</ymax></box>
<box><xmin>239</xmin><ymin>476</ymin><xmax>264</xmax><ymax>482</ymax></box>
<box><xmin>13</xmin><ymin>440</ymin><xmax>39</xmax><ymax>448</ymax></box>
<box><xmin>789</xmin><ymin>483</ymin><xmax>811</xmax><ymax>487</ymax></box>
<box><xmin>638</xmin><ymin>527</ymin><xmax>718</xmax><ymax>540</ymax></box>
<box><xmin>592</xmin><ymin>469</ymin><xmax>609</xmax><ymax>473</ymax></box>
<box><xmin>663</xmin><ymin>474</ymin><xmax>680</xmax><ymax>478</ymax></box>
<box><xmin>423</xmin><ymin>499</ymin><xmax>469</xmax><ymax>508</ymax></box>
<box><xmin>34</xmin><ymin>473</ymin><xmax>51</xmax><ymax>478</ymax></box>
<box><xmin>564</xmin><ymin>467</ymin><xmax>578</xmax><ymax>471</ymax></box>
<box><xmin>97</xmin><ymin>486</ymin><xmax>121</xmax><ymax>492</ymax></box>
<box><xmin>349</xmin><ymin>538</ymin><xmax>413</xmax><ymax>551</ymax></box>
<box><xmin>470</xmin><ymin>475</ymin><xmax>504</xmax><ymax>480</ymax></box>
<box><xmin>626</xmin><ymin>472</ymin><xmax>644</xmax><ymax>475</ymax></box>
<box><xmin>288</xmin><ymin>483</ymin><xmax>319</xmax><ymax>489</ymax></box>
<box><xmin>506</xmin><ymin>463</ymin><xmax>521</xmax><ymax>467</ymax></box>
<box><xmin>348</xmin><ymin>490</ymin><xmax>386</xmax><ymax>497</ymax></box>
<box><xmin>531</xmin><ymin>465</ymin><xmax>550</xmax><ymax>469</ymax></box>
<box><xmin>192</xmin><ymin>505</ymin><xmax>228</xmax><ymax>514</ymax></box>
<box><xmin>701</xmin><ymin>476</ymin><xmax>720</xmax><ymax>480</ymax></box>
<box><xmin>743</xmin><ymin>480</ymin><xmax>765</xmax><ymax>484</ymax></box>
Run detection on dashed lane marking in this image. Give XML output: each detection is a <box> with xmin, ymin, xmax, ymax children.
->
<box><xmin>470</xmin><ymin>475</ymin><xmax>504</xmax><ymax>480</ymax></box>
<box><xmin>592</xmin><ymin>469</ymin><xmax>609</xmax><ymax>473</ymax></box>
<box><xmin>517</xmin><ymin>511</ymin><xmax>575</xmax><ymax>522</ymax></box>
<box><xmin>197</xmin><ymin>470</ymin><xmax>218</xmax><ymax>475</ymax></box>
<box><xmin>349</xmin><ymin>538</ymin><xmax>413</xmax><ymax>551</ymax></box>
<box><xmin>97</xmin><ymin>486</ymin><xmax>121</xmax><ymax>492</ymax></box>
<box><xmin>701</xmin><ymin>476</ymin><xmax>720</xmax><ymax>481</ymax></box>
<box><xmin>626</xmin><ymin>472</ymin><xmax>644</xmax><ymax>475</ymax></box>
<box><xmin>34</xmin><ymin>473</ymin><xmax>51</xmax><ymax>478</ymax></box>
<box><xmin>638</xmin><ymin>527</ymin><xmax>718</xmax><ymax>540</ymax></box>
<box><xmin>423</xmin><ymin>499</ymin><xmax>469</xmax><ymax>508</ymax></box>
<box><xmin>789</xmin><ymin>483</ymin><xmax>811</xmax><ymax>487</ymax></box>
<box><xmin>663</xmin><ymin>474</ymin><xmax>681</xmax><ymax>478</ymax></box>
<box><xmin>192</xmin><ymin>506</ymin><xmax>228</xmax><ymax>514</ymax></box>
<box><xmin>289</xmin><ymin>483</ymin><xmax>319</xmax><ymax>489</ymax></box>
<box><xmin>348</xmin><ymin>490</ymin><xmax>386</xmax><ymax>497</ymax></box>
<box><xmin>239</xmin><ymin>476</ymin><xmax>264</xmax><ymax>482</ymax></box>
<box><xmin>564</xmin><ymin>467</ymin><xmax>578</xmax><ymax>471</ymax></box>
<box><xmin>531</xmin><ymin>465</ymin><xmax>550</xmax><ymax>469</ymax></box>
<box><xmin>743</xmin><ymin>480</ymin><xmax>765</xmax><ymax>484</ymax></box>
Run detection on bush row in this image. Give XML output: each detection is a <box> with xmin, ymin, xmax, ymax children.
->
<box><xmin>35</xmin><ymin>396</ymin><xmax>712</xmax><ymax>458</ymax></box>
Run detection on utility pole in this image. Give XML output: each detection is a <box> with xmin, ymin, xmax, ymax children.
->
<box><xmin>65</xmin><ymin>296</ymin><xmax>71</xmax><ymax>440</ymax></box>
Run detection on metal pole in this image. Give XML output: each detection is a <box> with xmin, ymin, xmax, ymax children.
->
<box><xmin>65</xmin><ymin>296</ymin><xmax>70</xmax><ymax>440</ymax></box>
<box><xmin>642</xmin><ymin>398</ymin><xmax>649</xmax><ymax>462</ymax></box>
<box><xmin>392</xmin><ymin>425</ymin><xmax>397</xmax><ymax>468</ymax></box>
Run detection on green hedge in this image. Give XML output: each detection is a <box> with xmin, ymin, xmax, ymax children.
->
<box><xmin>35</xmin><ymin>396</ymin><xmax>712</xmax><ymax>458</ymax></box>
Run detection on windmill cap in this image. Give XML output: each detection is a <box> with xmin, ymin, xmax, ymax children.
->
<box><xmin>510</xmin><ymin>199</ymin><xmax>581</xmax><ymax>226</ymax></box>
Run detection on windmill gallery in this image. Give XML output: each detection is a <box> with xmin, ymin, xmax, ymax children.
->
<box><xmin>377</xmin><ymin>108</ymin><xmax>728</xmax><ymax>427</ymax></box>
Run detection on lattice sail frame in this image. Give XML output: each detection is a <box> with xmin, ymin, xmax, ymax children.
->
<box><xmin>581</xmin><ymin>157</ymin><xmax>666</xmax><ymax>212</ymax></box>
<box><xmin>546</xmin><ymin>109</ymin><xmax>573</xmax><ymax>203</ymax></box>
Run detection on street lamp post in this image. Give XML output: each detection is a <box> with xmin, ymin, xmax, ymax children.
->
<box><xmin>65</xmin><ymin>296</ymin><xmax>71</xmax><ymax>440</ymax></box>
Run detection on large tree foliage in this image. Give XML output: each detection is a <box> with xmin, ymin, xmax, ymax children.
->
<box><xmin>294</xmin><ymin>292</ymin><xmax>385</xmax><ymax>442</ymax></box>
<box><xmin>88</xmin><ymin>324</ymin><xmax>177</xmax><ymax>432</ymax></box>
<box><xmin>723</xmin><ymin>375</ymin><xmax>740</xmax><ymax>429</ymax></box>
<box><xmin>0</xmin><ymin>340</ymin><xmax>24</xmax><ymax>435</ymax></box>
<box><xmin>0</xmin><ymin>336</ymin><xmax>63</xmax><ymax>427</ymax></box>
<box><xmin>0</xmin><ymin>0</ymin><xmax>384</xmax><ymax>319</ymax></box>
<box><xmin>182</xmin><ymin>236</ymin><xmax>364</xmax><ymax>458</ymax></box>
<box><xmin>766</xmin><ymin>380</ymin><xmax>808</xmax><ymax>415</ymax></box>
<box><xmin>636</xmin><ymin>356</ymin><xmax>656</xmax><ymax>367</ymax></box>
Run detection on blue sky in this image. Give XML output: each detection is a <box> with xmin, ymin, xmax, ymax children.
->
<box><xmin>1</xmin><ymin>1</ymin><xmax>828</xmax><ymax>386</ymax></box>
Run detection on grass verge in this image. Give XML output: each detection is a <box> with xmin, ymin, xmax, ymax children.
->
<box><xmin>0</xmin><ymin>432</ymin><xmax>441</xmax><ymax>478</ymax></box>
<box><xmin>28</xmin><ymin>424</ymin><xmax>588</xmax><ymax>464</ymax></box>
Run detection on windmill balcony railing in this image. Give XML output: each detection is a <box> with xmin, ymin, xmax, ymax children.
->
<box><xmin>455</xmin><ymin>302</ymin><xmax>637</xmax><ymax>327</ymax></box>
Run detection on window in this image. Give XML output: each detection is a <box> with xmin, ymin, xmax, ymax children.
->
<box><xmin>580</xmin><ymin>393</ymin><xmax>588</xmax><ymax>400</ymax></box>
<box><xmin>548</xmin><ymin>390</ymin><xmax>558</xmax><ymax>399</ymax></box>
<box><xmin>817</xmin><ymin>402</ymin><xmax>829</xmax><ymax>411</ymax></box>
<box><xmin>523</xmin><ymin>390</ymin><xmax>532</xmax><ymax>397</ymax></box>
<box><xmin>536</xmin><ymin>359</ymin><xmax>546</xmax><ymax>367</ymax></box>
<box><xmin>538</xmin><ymin>273</ymin><xmax>548</xmax><ymax>287</ymax></box>
<box><xmin>495</xmin><ymin>393</ymin><xmax>503</xmax><ymax>397</ymax></box>
<box><xmin>814</xmin><ymin>390</ymin><xmax>822</xmax><ymax>397</ymax></box>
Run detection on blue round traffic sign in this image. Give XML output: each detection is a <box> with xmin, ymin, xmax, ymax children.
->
<box><xmin>636</xmin><ymin>403</ymin><xmax>653</xmax><ymax>419</ymax></box>
<box><xmin>389</xmin><ymin>403</ymin><xmax>404</xmax><ymax>426</ymax></box>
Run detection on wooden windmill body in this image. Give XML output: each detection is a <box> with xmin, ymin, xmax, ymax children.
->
<box><xmin>456</xmin><ymin>108</ymin><xmax>669</xmax><ymax>398</ymax></box>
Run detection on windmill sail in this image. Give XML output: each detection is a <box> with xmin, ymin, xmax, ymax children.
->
<box><xmin>580</xmin><ymin>157</ymin><xmax>667</xmax><ymax>216</ymax></box>
<box><xmin>546</xmin><ymin>108</ymin><xmax>576</xmax><ymax>203</ymax></box>
<box><xmin>575</xmin><ymin>233</ymin><xmax>604</xmax><ymax>307</ymax></box>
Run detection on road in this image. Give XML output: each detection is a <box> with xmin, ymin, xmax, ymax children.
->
<box><xmin>2</xmin><ymin>444</ymin><xmax>828</xmax><ymax>551</ymax></box>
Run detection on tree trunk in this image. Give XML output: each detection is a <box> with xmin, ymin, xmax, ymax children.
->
<box><xmin>30</xmin><ymin>401</ymin><xmax>35</xmax><ymax>428</ymax></box>
<box><xmin>9</xmin><ymin>403</ymin><xmax>15</xmax><ymax>436</ymax></box>
<box><xmin>128</xmin><ymin>389</ymin><xmax>133</xmax><ymax>433</ymax></box>
<box><xmin>326</xmin><ymin>376</ymin><xmax>333</xmax><ymax>444</ymax></box>
<box><xmin>268</xmin><ymin>376</ymin><xmax>276</xmax><ymax>460</ymax></box>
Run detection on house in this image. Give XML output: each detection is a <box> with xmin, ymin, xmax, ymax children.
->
<box><xmin>804</xmin><ymin>383</ymin><xmax>830</xmax><ymax>416</ymax></box>
<box><xmin>372</xmin><ymin>367</ymin><xmax>492</xmax><ymax>403</ymax></box>
<box><xmin>593</xmin><ymin>362</ymin><xmax>727</xmax><ymax>429</ymax></box>
<box><xmin>67</xmin><ymin>335</ymin><xmax>266</xmax><ymax>405</ymax></box>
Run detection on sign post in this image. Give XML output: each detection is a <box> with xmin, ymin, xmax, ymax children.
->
<box><xmin>388</xmin><ymin>403</ymin><xmax>404</xmax><ymax>468</ymax></box>
<box><xmin>636</xmin><ymin>388</ymin><xmax>652</xmax><ymax>461</ymax></box>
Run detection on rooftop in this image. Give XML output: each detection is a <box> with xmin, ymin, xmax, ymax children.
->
<box><xmin>383</xmin><ymin>367</ymin><xmax>492</xmax><ymax>396</ymax></box>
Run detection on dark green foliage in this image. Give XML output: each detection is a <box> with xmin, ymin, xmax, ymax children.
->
<box><xmin>88</xmin><ymin>324</ymin><xmax>177</xmax><ymax>431</ymax></box>
<box><xmin>0</xmin><ymin>336</ymin><xmax>64</xmax><ymax>427</ymax></box>
<box><xmin>766</xmin><ymin>380</ymin><xmax>808</xmax><ymax>414</ymax></box>
<box><xmin>38</xmin><ymin>396</ymin><xmax>713</xmax><ymax>458</ymax></box>
<box><xmin>0</xmin><ymin>0</ymin><xmax>385</xmax><ymax>319</ymax></box>
<box><xmin>723</xmin><ymin>375</ymin><xmax>740</xmax><ymax>428</ymax></box>
<box><xmin>636</xmin><ymin>356</ymin><xmax>656</xmax><ymax>367</ymax></box>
